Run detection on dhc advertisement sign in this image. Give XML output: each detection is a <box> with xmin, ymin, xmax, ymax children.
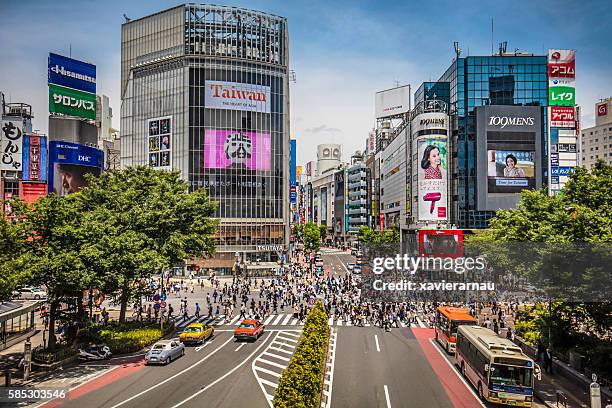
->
<box><xmin>48</xmin><ymin>141</ymin><xmax>103</xmax><ymax>196</ymax></box>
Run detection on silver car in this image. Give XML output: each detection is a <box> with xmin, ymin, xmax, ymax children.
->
<box><xmin>144</xmin><ymin>339</ymin><xmax>185</xmax><ymax>365</ymax></box>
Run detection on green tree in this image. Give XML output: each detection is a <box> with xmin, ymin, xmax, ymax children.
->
<box><xmin>0</xmin><ymin>216</ymin><xmax>29</xmax><ymax>302</ymax></box>
<box><xmin>465</xmin><ymin>162</ymin><xmax>612</xmax><ymax>374</ymax></box>
<box><xmin>75</xmin><ymin>166</ymin><xmax>218</xmax><ymax>322</ymax></box>
<box><xmin>318</xmin><ymin>225</ymin><xmax>327</xmax><ymax>242</ymax></box>
<box><xmin>357</xmin><ymin>226</ymin><xmax>399</xmax><ymax>244</ymax></box>
<box><xmin>9</xmin><ymin>195</ymin><xmax>94</xmax><ymax>351</ymax></box>
<box><xmin>303</xmin><ymin>222</ymin><xmax>321</xmax><ymax>252</ymax></box>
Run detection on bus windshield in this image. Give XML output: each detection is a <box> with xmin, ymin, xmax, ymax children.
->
<box><xmin>450</xmin><ymin>320</ymin><xmax>476</xmax><ymax>337</ymax></box>
<box><xmin>490</xmin><ymin>364</ymin><xmax>533</xmax><ymax>388</ymax></box>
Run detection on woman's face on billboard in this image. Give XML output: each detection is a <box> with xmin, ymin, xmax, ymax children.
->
<box><xmin>429</xmin><ymin>148</ymin><xmax>441</xmax><ymax>167</ymax></box>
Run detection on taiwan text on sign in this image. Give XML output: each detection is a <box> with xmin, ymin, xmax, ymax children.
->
<box><xmin>49</xmin><ymin>84</ymin><xmax>96</xmax><ymax>120</ymax></box>
<box><xmin>205</xmin><ymin>80</ymin><xmax>270</xmax><ymax>113</ymax></box>
<box><xmin>1</xmin><ymin>120</ymin><xmax>24</xmax><ymax>171</ymax></box>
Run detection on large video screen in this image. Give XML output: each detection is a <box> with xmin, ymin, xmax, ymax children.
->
<box><xmin>487</xmin><ymin>150</ymin><xmax>535</xmax><ymax>193</ymax></box>
<box><xmin>48</xmin><ymin>141</ymin><xmax>104</xmax><ymax>197</ymax></box>
<box><xmin>418</xmin><ymin>229</ymin><xmax>463</xmax><ymax>258</ymax></box>
<box><xmin>203</xmin><ymin>130</ymin><xmax>271</xmax><ymax>171</ymax></box>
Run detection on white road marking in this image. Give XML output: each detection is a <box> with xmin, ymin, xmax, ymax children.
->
<box><xmin>276</xmin><ymin>335</ymin><xmax>298</xmax><ymax>343</ymax></box>
<box><xmin>374</xmin><ymin>334</ymin><xmax>380</xmax><ymax>352</ymax></box>
<box><xmin>416</xmin><ymin>316</ymin><xmax>427</xmax><ymax>328</ymax></box>
<box><xmin>110</xmin><ymin>335</ymin><xmax>234</xmax><ymax>408</ymax></box>
<box><xmin>325</xmin><ymin>329</ymin><xmax>337</xmax><ymax>408</ymax></box>
<box><xmin>230</xmin><ymin>315</ymin><xmax>241</xmax><ymax>325</ymax></box>
<box><xmin>235</xmin><ymin>343</ymin><xmax>245</xmax><ymax>352</ymax></box>
<box><xmin>256</xmin><ymin>357</ymin><xmax>287</xmax><ymax>370</ymax></box>
<box><xmin>279</xmin><ymin>331</ymin><xmax>300</xmax><ymax>338</ymax></box>
<box><xmin>272</xmin><ymin>341</ymin><xmax>295</xmax><ymax>349</ymax></box>
<box><xmin>428</xmin><ymin>338</ymin><xmax>487</xmax><ymax>408</ymax></box>
<box><xmin>213</xmin><ymin>329</ymin><xmax>302</xmax><ymax>332</ymax></box>
<box><xmin>259</xmin><ymin>377</ymin><xmax>279</xmax><ymax>388</ymax></box>
<box><xmin>269</xmin><ymin>346</ymin><xmax>294</xmax><ymax>355</ymax></box>
<box><xmin>328</xmin><ymin>316</ymin><xmax>334</xmax><ymax>325</ymax></box>
<box><xmin>281</xmin><ymin>314</ymin><xmax>293</xmax><ymax>325</ymax></box>
<box><xmin>263</xmin><ymin>351</ymin><xmax>290</xmax><ymax>362</ymax></box>
<box><xmin>170</xmin><ymin>332</ymin><xmax>273</xmax><ymax>408</ymax></box>
<box><xmin>263</xmin><ymin>314</ymin><xmax>275</xmax><ymax>325</ymax></box>
<box><xmin>272</xmin><ymin>314</ymin><xmax>285</xmax><ymax>325</ymax></box>
<box><xmin>33</xmin><ymin>366</ymin><xmax>120</xmax><ymax>408</ymax></box>
<box><xmin>384</xmin><ymin>385</ymin><xmax>392</xmax><ymax>408</ymax></box>
<box><xmin>254</xmin><ymin>366</ymin><xmax>282</xmax><ymax>378</ymax></box>
<box><xmin>195</xmin><ymin>339</ymin><xmax>213</xmax><ymax>352</ymax></box>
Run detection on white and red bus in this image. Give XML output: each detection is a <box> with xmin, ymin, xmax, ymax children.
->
<box><xmin>435</xmin><ymin>306</ymin><xmax>477</xmax><ymax>354</ymax></box>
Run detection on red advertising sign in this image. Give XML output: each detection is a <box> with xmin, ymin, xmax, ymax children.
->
<box><xmin>19</xmin><ymin>182</ymin><xmax>48</xmax><ymax>204</ymax></box>
<box><xmin>550</xmin><ymin>106</ymin><xmax>576</xmax><ymax>128</ymax></box>
<box><xmin>379</xmin><ymin>213</ymin><xmax>384</xmax><ymax>232</ymax></box>
<box><xmin>548</xmin><ymin>50</ymin><xmax>576</xmax><ymax>78</ymax></box>
<box><xmin>597</xmin><ymin>103</ymin><xmax>608</xmax><ymax>117</ymax></box>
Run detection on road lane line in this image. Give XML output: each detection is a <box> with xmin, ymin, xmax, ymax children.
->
<box><xmin>252</xmin><ymin>332</ymin><xmax>282</xmax><ymax>408</ymax></box>
<box><xmin>235</xmin><ymin>343</ymin><xmax>245</xmax><ymax>352</ymax></box>
<box><xmin>254</xmin><ymin>366</ymin><xmax>282</xmax><ymax>378</ymax></box>
<box><xmin>416</xmin><ymin>316</ymin><xmax>427</xmax><ymax>328</ymax></box>
<box><xmin>374</xmin><ymin>334</ymin><xmax>381</xmax><ymax>352</ymax></box>
<box><xmin>280</xmin><ymin>331</ymin><xmax>300</xmax><ymax>338</ymax></box>
<box><xmin>325</xmin><ymin>329</ymin><xmax>337</xmax><ymax>408</ymax></box>
<box><xmin>259</xmin><ymin>378</ymin><xmax>279</xmax><ymax>388</ymax></box>
<box><xmin>170</xmin><ymin>332</ymin><xmax>273</xmax><ymax>408</ymax></box>
<box><xmin>263</xmin><ymin>351</ymin><xmax>290</xmax><ymax>362</ymax></box>
<box><xmin>384</xmin><ymin>385</ymin><xmax>392</xmax><ymax>408</ymax></box>
<box><xmin>269</xmin><ymin>346</ymin><xmax>294</xmax><ymax>355</ymax></box>
<box><xmin>276</xmin><ymin>335</ymin><xmax>298</xmax><ymax>343</ymax></box>
<box><xmin>428</xmin><ymin>338</ymin><xmax>487</xmax><ymax>408</ymax></box>
<box><xmin>110</xmin><ymin>335</ymin><xmax>234</xmax><ymax>408</ymax></box>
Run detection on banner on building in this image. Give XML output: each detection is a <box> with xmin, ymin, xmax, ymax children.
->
<box><xmin>547</xmin><ymin>49</ymin><xmax>575</xmax><ymax>78</ymax></box>
<box><xmin>1</xmin><ymin>119</ymin><xmax>24</xmax><ymax>171</ymax></box>
<box><xmin>22</xmin><ymin>135</ymin><xmax>48</xmax><ymax>182</ymax></box>
<box><xmin>416</xmin><ymin>138</ymin><xmax>448</xmax><ymax>221</ymax></box>
<box><xmin>204</xmin><ymin>80</ymin><xmax>270</xmax><ymax>113</ymax></box>
<box><xmin>48</xmin><ymin>53</ymin><xmax>96</xmax><ymax>94</ymax></box>
<box><xmin>147</xmin><ymin>116</ymin><xmax>172</xmax><ymax>170</ymax></box>
<box><xmin>49</xmin><ymin>84</ymin><xmax>96</xmax><ymax>120</ymax></box>
<box><xmin>550</xmin><ymin>106</ymin><xmax>576</xmax><ymax>128</ymax></box>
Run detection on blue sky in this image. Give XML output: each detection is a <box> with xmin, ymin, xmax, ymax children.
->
<box><xmin>1</xmin><ymin>0</ymin><xmax>611</xmax><ymax>164</ymax></box>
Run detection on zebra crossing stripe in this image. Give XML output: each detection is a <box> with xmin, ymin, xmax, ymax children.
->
<box><xmin>263</xmin><ymin>315</ymin><xmax>275</xmax><ymax>325</ymax></box>
<box><xmin>327</xmin><ymin>317</ymin><xmax>333</xmax><ymax>325</ymax></box>
<box><xmin>229</xmin><ymin>315</ymin><xmax>241</xmax><ymax>325</ymax></box>
<box><xmin>254</xmin><ymin>366</ymin><xmax>282</xmax><ymax>378</ymax></box>
<box><xmin>281</xmin><ymin>314</ymin><xmax>293</xmax><ymax>325</ymax></box>
<box><xmin>271</xmin><ymin>314</ymin><xmax>284</xmax><ymax>325</ymax></box>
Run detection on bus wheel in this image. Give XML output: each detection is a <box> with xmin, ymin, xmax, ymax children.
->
<box><xmin>478</xmin><ymin>383</ymin><xmax>484</xmax><ymax>400</ymax></box>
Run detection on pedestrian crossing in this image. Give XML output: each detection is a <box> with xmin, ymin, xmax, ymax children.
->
<box><xmin>173</xmin><ymin>313</ymin><xmax>424</xmax><ymax>330</ymax></box>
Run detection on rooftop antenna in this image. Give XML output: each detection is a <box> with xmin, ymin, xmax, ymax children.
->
<box><xmin>453</xmin><ymin>41</ymin><xmax>461</xmax><ymax>60</ymax></box>
<box><xmin>491</xmin><ymin>18</ymin><xmax>494</xmax><ymax>55</ymax></box>
<box><xmin>123</xmin><ymin>14</ymin><xmax>131</xmax><ymax>22</ymax></box>
<box><xmin>393</xmin><ymin>79</ymin><xmax>400</xmax><ymax>88</ymax></box>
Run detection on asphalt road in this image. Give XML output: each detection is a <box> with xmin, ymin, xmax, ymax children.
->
<box><xmin>25</xmin><ymin>249</ymin><xmax>544</xmax><ymax>408</ymax></box>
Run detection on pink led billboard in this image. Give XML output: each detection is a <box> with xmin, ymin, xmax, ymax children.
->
<box><xmin>203</xmin><ymin>130</ymin><xmax>271</xmax><ymax>171</ymax></box>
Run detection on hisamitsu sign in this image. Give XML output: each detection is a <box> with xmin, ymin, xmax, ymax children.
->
<box><xmin>48</xmin><ymin>53</ymin><xmax>96</xmax><ymax>94</ymax></box>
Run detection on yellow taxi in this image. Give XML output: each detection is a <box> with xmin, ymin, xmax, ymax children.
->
<box><xmin>179</xmin><ymin>323</ymin><xmax>214</xmax><ymax>345</ymax></box>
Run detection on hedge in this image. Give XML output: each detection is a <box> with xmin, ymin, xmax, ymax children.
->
<box><xmin>79</xmin><ymin>321</ymin><xmax>175</xmax><ymax>355</ymax></box>
<box><xmin>273</xmin><ymin>300</ymin><xmax>330</xmax><ymax>408</ymax></box>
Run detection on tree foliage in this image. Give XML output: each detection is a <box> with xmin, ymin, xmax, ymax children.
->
<box><xmin>358</xmin><ymin>226</ymin><xmax>399</xmax><ymax>244</ymax></box>
<box><xmin>1</xmin><ymin>166</ymin><xmax>218</xmax><ymax>350</ymax></box>
<box><xmin>302</xmin><ymin>222</ymin><xmax>321</xmax><ymax>252</ymax></box>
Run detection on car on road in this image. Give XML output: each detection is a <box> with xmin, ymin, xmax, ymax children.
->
<box><xmin>179</xmin><ymin>322</ymin><xmax>214</xmax><ymax>345</ymax></box>
<box><xmin>347</xmin><ymin>263</ymin><xmax>355</xmax><ymax>271</ymax></box>
<box><xmin>144</xmin><ymin>339</ymin><xmax>185</xmax><ymax>365</ymax></box>
<box><xmin>234</xmin><ymin>319</ymin><xmax>264</xmax><ymax>341</ymax></box>
<box><xmin>353</xmin><ymin>265</ymin><xmax>362</xmax><ymax>274</ymax></box>
<box><xmin>13</xmin><ymin>286</ymin><xmax>47</xmax><ymax>300</ymax></box>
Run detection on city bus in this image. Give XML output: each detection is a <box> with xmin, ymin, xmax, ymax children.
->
<box><xmin>456</xmin><ymin>325</ymin><xmax>540</xmax><ymax>407</ymax></box>
<box><xmin>435</xmin><ymin>306</ymin><xmax>477</xmax><ymax>354</ymax></box>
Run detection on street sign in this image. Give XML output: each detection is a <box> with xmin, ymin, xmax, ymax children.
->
<box><xmin>308</xmin><ymin>297</ymin><xmax>315</xmax><ymax>305</ymax></box>
<box><xmin>160</xmin><ymin>301</ymin><xmax>167</xmax><ymax>309</ymax></box>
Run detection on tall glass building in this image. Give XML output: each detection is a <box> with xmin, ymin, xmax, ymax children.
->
<box><xmin>121</xmin><ymin>4</ymin><xmax>290</xmax><ymax>273</ymax></box>
<box><xmin>428</xmin><ymin>54</ymin><xmax>548</xmax><ymax>228</ymax></box>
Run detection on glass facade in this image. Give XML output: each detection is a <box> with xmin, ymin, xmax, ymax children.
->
<box><xmin>121</xmin><ymin>5</ymin><xmax>290</xmax><ymax>268</ymax></box>
<box><xmin>435</xmin><ymin>55</ymin><xmax>548</xmax><ymax>228</ymax></box>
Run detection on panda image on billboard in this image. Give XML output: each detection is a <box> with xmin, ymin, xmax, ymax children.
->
<box><xmin>224</xmin><ymin>132</ymin><xmax>252</xmax><ymax>169</ymax></box>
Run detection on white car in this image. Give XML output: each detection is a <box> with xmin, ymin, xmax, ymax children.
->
<box><xmin>347</xmin><ymin>263</ymin><xmax>355</xmax><ymax>271</ymax></box>
<box><xmin>353</xmin><ymin>265</ymin><xmax>362</xmax><ymax>274</ymax></box>
<box><xmin>14</xmin><ymin>287</ymin><xmax>47</xmax><ymax>300</ymax></box>
<box><xmin>145</xmin><ymin>340</ymin><xmax>185</xmax><ymax>365</ymax></box>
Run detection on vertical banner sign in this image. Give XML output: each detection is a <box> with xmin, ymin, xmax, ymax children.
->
<box><xmin>147</xmin><ymin>116</ymin><xmax>172</xmax><ymax>170</ymax></box>
<box><xmin>1</xmin><ymin>120</ymin><xmax>24</xmax><ymax>171</ymax></box>
<box><xmin>48</xmin><ymin>84</ymin><xmax>96</xmax><ymax>120</ymax></box>
<box><xmin>22</xmin><ymin>135</ymin><xmax>48</xmax><ymax>182</ymax></box>
<box><xmin>290</xmin><ymin>139</ymin><xmax>297</xmax><ymax>203</ymax></box>
<box><xmin>548</xmin><ymin>49</ymin><xmax>577</xmax><ymax>193</ymax></box>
